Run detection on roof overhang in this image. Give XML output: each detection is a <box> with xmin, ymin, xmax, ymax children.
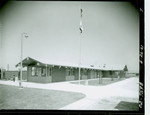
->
<box><xmin>16</xmin><ymin>57</ymin><xmax>125</xmax><ymax>71</ymax></box>
<box><xmin>15</xmin><ymin>57</ymin><xmax>47</xmax><ymax>68</ymax></box>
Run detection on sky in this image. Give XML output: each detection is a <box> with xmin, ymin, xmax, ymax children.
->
<box><xmin>0</xmin><ymin>1</ymin><xmax>139</xmax><ymax>72</ymax></box>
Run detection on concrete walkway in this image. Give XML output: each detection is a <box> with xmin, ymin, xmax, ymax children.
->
<box><xmin>60</xmin><ymin>77</ymin><xmax>139</xmax><ymax>110</ymax></box>
<box><xmin>0</xmin><ymin>77</ymin><xmax>139</xmax><ymax>110</ymax></box>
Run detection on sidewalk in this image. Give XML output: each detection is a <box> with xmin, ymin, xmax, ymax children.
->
<box><xmin>60</xmin><ymin>77</ymin><xmax>139</xmax><ymax>110</ymax></box>
<box><xmin>0</xmin><ymin>77</ymin><xmax>139</xmax><ymax>110</ymax></box>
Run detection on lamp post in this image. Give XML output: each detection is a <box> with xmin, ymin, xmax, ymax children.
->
<box><xmin>20</xmin><ymin>33</ymin><xmax>28</xmax><ymax>88</ymax></box>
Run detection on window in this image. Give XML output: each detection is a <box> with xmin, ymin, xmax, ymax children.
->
<box><xmin>38</xmin><ymin>68</ymin><xmax>42</xmax><ymax>76</ymax></box>
<box><xmin>97</xmin><ymin>71</ymin><xmax>99</xmax><ymax>76</ymax></box>
<box><xmin>31</xmin><ymin>67</ymin><xmax>35</xmax><ymax>76</ymax></box>
<box><xmin>49</xmin><ymin>67</ymin><xmax>52</xmax><ymax>76</ymax></box>
<box><xmin>32</xmin><ymin>67</ymin><xmax>40</xmax><ymax>76</ymax></box>
<box><xmin>42</xmin><ymin>68</ymin><xmax>46</xmax><ymax>76</ymax></box>
<box><xmin>48</xmin><ymin>67</ymin><xmax>52</xmax><ymax>76</ymax></box>
<box><xmin>47</xmin><ymin>67</ymin><xmax>49</xmax><ymax>76</ymax></box>
<box><xmin>83</xmin><ymin>69</ymin><xmax>87</xmax><ymax>75</ymax></box>
<box><xmin>70</xmin><ymin>68</ymin><xmax>73</xmax><ymax>75</ymax></box>
<box><xmin>66</xmin><ymin>68</ymin><xmax>71</xmax><ymax>76</ymax></box>
<box><xmin>35</xmin><ymin>67</ymin><xmax>38</xmax><ymax>76</ymax></box>
<box><xmin>66</xmin><ymin>68</ymin><xmax>75</xmax><ymax>76</ymax></box>
<box><xmin>99</xmin><ymin>71</ymin><xmax>103</xmax><ymax>76</ymax></box>
<box><xmin>110</xmin><ymin>71</ymin><xmax>113</xmax><ymax>75</ymax></box>
<box><xmin>71</xmin><ymin>69</ymin><xmax>75</xmax><ymax>75</ymax></box>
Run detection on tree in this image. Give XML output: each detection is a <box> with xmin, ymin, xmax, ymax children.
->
<box><xmin>123</xmin><ymin>65</ymin><xmax>128</xmax><ymax>77</ymax></box>
<box><xmin>124</xmin><ymin>65</ymin><xmax>128</xmax><ymax>71</ymax></box>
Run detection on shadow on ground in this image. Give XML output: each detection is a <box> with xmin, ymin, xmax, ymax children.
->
<box><xmin>115</xmin><ymin>101</ymin><xmax>139</xmax><ymax>110</ymax></box>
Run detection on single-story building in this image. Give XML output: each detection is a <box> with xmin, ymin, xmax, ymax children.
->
<box><xmin>15</xmin><ymin>57</ymin><xmax>127</xmax><ymax>83</ymax></box>
<box><xmin>2</xmin><ymin>71</ymin><xmax>27</xmax><ymax>80</ymax></box>
<box><xmin>0</xmin><ymin>68</ymin><xmax>27</xmax><ymax>81</ymax></box>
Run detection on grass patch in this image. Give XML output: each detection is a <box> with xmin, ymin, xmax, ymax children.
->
<box><xmin>115</xmin><ymin>101</ymin><xmax>139</xmax><ymax>110</ymax></box>
<box><xmin>0</xmin><ymin>84</ymin><xmax>85</xmax><ymax>109</ymax></box>
<box><xmin>70</xmin><ymin>78</ymin><xmax>126</xmax><ymax>86</ymax></box>
<box><xmin>99</xmin><ymin>96</ymin><xmax>139</xmax><ymax>110</ymax></box>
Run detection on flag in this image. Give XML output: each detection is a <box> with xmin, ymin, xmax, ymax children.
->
<box><xmin>80</xmin><ymin>8</ymin><xmax>83</xmax><ymax>18</ymax></box>
<box><xmin>79</xmin><ymin>20</ymin><xmax>83</xmax><ymax>33</ymax></box>
<box><xmin>79</xmin><ymin>9</ymin><xmax>83</xmax><ymax>33</ymax></box>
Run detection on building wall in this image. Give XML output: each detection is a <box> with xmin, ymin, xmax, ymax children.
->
<box><xmin>27</xmin><ymin>66</ymin><xmax>31</xmax><ymax>82</ymax></box>
<box><xmin>127</xmin><ymin>73</ymin><xmax>137</xmax><ymax>77</ymax></box>
<box><xmin>111</xmin><ymin>71</ymin><xmax>120</xmax><ymax>78</ymax></box>
<box><xmin>73</xmin><ymin>68</ymin><xmax>96</xmax><ymax>80</ymax></box>
<box><xmin>87</xmin><ymin>69</ymin><xmax>91</xmax><ymax>79</ymax></box>
<box><xmin>90</xmin><ymin>70</ymin><xmax>96</xmax><ymax>79</ymax></box>
<box><xmin>22</xmin><ymin>71</ymin><xmax>27</xmax><ymax>80</ymax></box>
<box><xmin>52</xmin><ymin>66</ymin><xmax>66</xmax><ymax>82</ymax></box>
<box><xmin>102</xmin><ymin>71</ymin><xmax>111</xmax><ymax>77</ymax></box>
<box><xmin>28</xmin><ymin>76</ymin><xmax>52</xmax><ymax>83</ymax></box>
<box><xmin>119</xmin><ymin>71</ymin><xmax>125</xmax><ymax>77</ymax></box>
<box><xmin>96</xmin><ymin>71</ymin><xmax>103</xmax><ymax>78</ymax></box>
<box><xmin>81</xmin><ymin>69</ymin><xmax>87</xmax><ymax>80</ymax></box>
<box><xmin>87</xmin><ymin>70</ymin><xmax>103</xmax><ymax>79</ymax></box>
<box><xmin>66</xmin><ymin>75</ymin><xmax>74</xmax><ymax>81</ymax></box>
<box><xmin>102</xmin><ymin>71</ymin><xmax>125</xmax><ymax>78</ymax></box>
<box><xmin>66</xmin><ymin>68</ymin><xmax>94</xmax><ymax>81</ymax></box>
<box><xmin>2</xmin><ymin>71</ymin><xmax>27</xmax><ymax>80</ymax></box>
<box><xmin>80</xmin><ymin>69</ymin><xmax>103</xmax><ymax>80</ymax></box>
<box><xmin>74</xmin><ymin>68</ymin><xmax>79</xmax><ymax>80</ymax></box>
<box><xmin>27</xmin><ymin>66</ymin><xmax>52</xmax><ymax>83</ymax></box>
<box><xmin>81</xmin><ymin>75</ymin><xmax>87</xmax><ymax>79</ymax></box>
<box><xmin>96</xmin><ymin>70</ymin><xmax>100</xmax><ymax>78</ymax></box>
<box><xmin>26</xmin><ymin>65</ymin><xmax>125</xmax><ymax>83</ymax></box>
<box><xmin>74</xmin><ymin>69</ymin><xmax>96</xmax><ymax>80</ymax></box>
<box><xmin>4</xmin><ymin>71</ymin><xmax>18</xmax><ymax>80</ymax></box>
<box><xmin>65</xmin><ymin>68</ymin><xmax>76</xmax><ymax>81</ymax></box>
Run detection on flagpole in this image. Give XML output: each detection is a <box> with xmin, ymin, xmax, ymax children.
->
<box><xmin>79</xmin><ymin>31</ymin><xmax>81</xmax><ymax>85</ymax></box>
<box><xmin>79</xmin><ymin>3</ymin><xmax>83</xmax><ymax>85</ymax></box>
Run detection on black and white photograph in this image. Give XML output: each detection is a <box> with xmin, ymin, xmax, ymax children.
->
<box><xmin>0</xmin><ymin>0</ymin><xmax>144</xmax><ymax>114</ymax></box>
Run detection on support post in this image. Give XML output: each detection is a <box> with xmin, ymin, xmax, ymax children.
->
<box><xmin>1</xmin><ymin>67</ymin><xmax>3</xmax><ymax>79</ymax></box>
<box><xmin>46</xmin><ymin>65</ymin><xmax>47</xmax><ymax>77</ymax></box>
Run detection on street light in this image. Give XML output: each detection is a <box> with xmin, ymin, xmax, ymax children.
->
<box><xmin>19</xmin><ymin>32</ymin><xmax>28</xmax><ymax>88</ymax></box>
